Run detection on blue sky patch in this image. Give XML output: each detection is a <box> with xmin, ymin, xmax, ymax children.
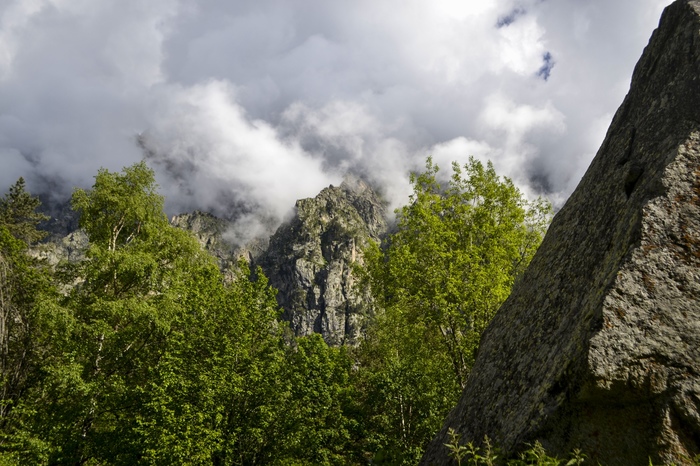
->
<box><xmin>496</xmin><ymin>7</ymin><xmax>526</xmax><ymax>28</ymax></box>
<box><xmin>537</xmin><ymin>52</ymin><xmax>555</xmax><ymax>80</ymax></box>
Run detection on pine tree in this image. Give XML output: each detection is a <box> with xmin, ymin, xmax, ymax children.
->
<box><xmin>0</xmin><ymin>178</ymin><xmax>48</xmax><ymax>245</ymax></box>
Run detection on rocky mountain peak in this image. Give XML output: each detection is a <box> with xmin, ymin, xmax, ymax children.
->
<box><xmin>257</xmin><ymin>178</ymin><xmax>388</xmax><ymax>346</ymax></box>
<box><xmin>421</xmin><ymin>1</ymin><xmax>700</xmax><ymax>464</ymax></box>
<box><xmin>167</xmin><ymin>177</ymin><xmax>388</xmax><ymax>345</ymax></box>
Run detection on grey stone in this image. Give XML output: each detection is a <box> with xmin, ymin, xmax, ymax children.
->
<box><xmin>256</xmin><ymin>177</ymin><xmax>387</xmax><ymax>346</ymax></box>
<box><xmin>420</xmin><ymin>1</ymin><xmax>700</xmax><ymax>464</ymax></box>
<box><xmin>170</xmin><ymin>210</ymin><xmax>268</xmax><ymax>282</ymax></box>
<box><xmin>29</xmin><ymin>229</ymin><xmax>88</xmax><ymax>266</ymax></box>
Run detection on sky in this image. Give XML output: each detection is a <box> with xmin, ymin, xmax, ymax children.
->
<box><xmin>0</xmin><ymin>0</ymin><xmax>673</xmax><ymax>242</ymax></box>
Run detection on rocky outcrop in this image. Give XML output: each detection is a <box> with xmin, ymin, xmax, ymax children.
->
<box><xmin>170</xmin><ymin>211</ymin><xmax>268</xmax><ymax>282</ymax></box>
<box><xmin>29</xmin><ymin>230</ymin><xmax>88</xmax><ymax>266</ymax></box>
<box><xmin>36</xmin><ymin>178</ymin><xmax>386</xmax><ymax>346</ymax></box>
<box><xmin>170</xmin><ymin>211</ymin><xmax>235</xmax><ymax>260</ymax></box>
<box><xmin>421</xmin><ymin>1</ymin><xmax>700</xmax><ymax>465</ymax></box>
<box><xmin>169</xmin><ymin>179</ymin><xmax>388</xmax><ymax>346</ymax></box>
<box><xmin>256</xmin><ymin>178</ymin><xmax>387</xmax><ymax>346</ymax></box>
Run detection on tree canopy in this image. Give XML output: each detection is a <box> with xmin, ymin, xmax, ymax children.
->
<box><xmin>0</xmin><ymin>178</ymin><xmax>48</xmax><ymax>245</ymax></box>
<box><xmin>0</xmin><ymin>158</ymin><xmax>552</xmax><ymax>465</ymax></box>
<box><xmin>353</xmin><ymin>156</ymin><xmax>551</xmax><ymax>463</ymax></box>
<box><xmin>0</xmin><ymin>163</ymin><xmax>362</xmax><ymax>465</ymax></box>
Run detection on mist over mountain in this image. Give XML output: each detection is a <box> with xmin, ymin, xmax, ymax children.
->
<box><xmin>0</xmin><ymin>0</ymin><xmax>672</xmax><ymax>238</ymax></box>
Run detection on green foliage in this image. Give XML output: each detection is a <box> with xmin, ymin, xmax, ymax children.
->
<box><xmin>0</xmin><ymin>162</ymin><xmax>362</xmax><ymax>465</ymax></box>
<box><xmin>134</xmin><ymin>262</ymin><xmax>359</xmax><ymax>466</ymax></box>
<box><xmin>444</xmin><ymin>428</ymin><xmax>474</xmax><ymax>466</ymax></box>
<box><xmin>71</xmin><ymin>161</ymin><xmax>165</xmax><ymax>252</ymax></box>
<box><xmin>355</xmin><ymin>156</ymin><xmax>551</xmax><ymax>463</ymax></box>
<box><xmin>443</xmin><ymin>430</ymin><xmax>499</xmax><ymax>466</ymax></box>
<box><xmin>0</xmin><ymin>177</ymin><xmax>48</xmax><ymax>245</ymax></box>
<box><xmin>0</xmin><ymin>159</ymin><xmax>554</xmax><ymax>465</ymax></box>
<box><xmin>365</xmin><ymin>156</ymin><xmax>550</xmax><ymax>386</ymax></box>
<box><xmin>350</xmin><ymin>307</ymin><xmax>459</xmax><ymax>465</ymax></box>
<box><xmin>0</xmin><ymin>183</ymin><xmax>64</xmax><ymax>464</ymax></box>
<box><xmin>132</xmin><ymin>260</ymin><xmax>285</xmax><ymax>465</ymax></box>
<box><xmin>278</xmin><ymin>334</ymin><xmax>354</xmax><ymax>464</ymax></box>
<box><xmin>444</xmin><ymin>431</ymin><xmax>588</xmax><ymax>466</ymax></box>
<box><xmin>22</xmin><ymin>162</ymin><xmax>218</xmax><ymax>464</ymax></box>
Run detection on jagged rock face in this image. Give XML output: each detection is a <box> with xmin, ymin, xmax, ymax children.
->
<box><xmin>170</xmin><ymin>211</ymin><xmax>233</xmax><ymax>254</ymax></box>
<box><xmin>36</xmin><ymin>179</ymin><xmax>386</xmax><ymax>346</ymax></box>
<box><xmin>29</xmin><ymin>230</ymin><xmax>88</xmax><ymax>266</ymax></box>
<box><xmin>421</xmin><ymin>1</ymin><xmax>700</xmax><ymax>465</ymax></box>
<box><xmin>170</xmin><ymin>211</ymin><xmax>268</xmax><ymax>281</ymax></box>
<box><xmin>257</xmin><ymin>178</ymin><xmax>387</xmax><ymax>346</ymax></box>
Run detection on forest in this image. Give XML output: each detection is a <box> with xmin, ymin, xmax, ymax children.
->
<box><xmin>0</xmin><ymin>159</ymin><xmax>552</xmax><ymax>465</ymax></box>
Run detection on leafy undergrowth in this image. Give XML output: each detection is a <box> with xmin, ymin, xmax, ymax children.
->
<box><xmin>444</xmin><ymin>428</ymin><xmax>700</xmax><ymax>466</ymax></box>
<box><xmin>444</xmin><ymin>429</ymin><xmax>585</xmax><ymax>466</ymax></box>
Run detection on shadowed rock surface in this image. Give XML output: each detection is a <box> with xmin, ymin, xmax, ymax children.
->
<box><xmin>421</xmin><ymin>1</ymin><xmax>700</xmax><ymax>464</ymax></box>
<box><xmin>256</xmin><ymin>177</ymin><xmax>387</xmax><ymax>346</ymax></box>
<box><xmin>170</xmin><ymin>211</ymin><xmax>269</xmax><ymax>282</ymax></box>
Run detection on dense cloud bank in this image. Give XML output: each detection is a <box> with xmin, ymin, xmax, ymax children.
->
<box><xmin>0</xmin><ymin>0</ymin><xmax>671</xmax><ymax>241</ymax></box>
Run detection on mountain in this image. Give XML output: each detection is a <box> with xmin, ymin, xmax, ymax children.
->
<box><xmin>170</xmin><ymin>210</ymin><xmax>269</xmax><ymax>282</ymax></box>
<box><xmin>256</xmin><ymin>177</ymin><xmax>387</xmax><ymax>346</ymax></box>
<box><xmin>37</xmin><ymin>177</ymin><xmax>388</xmax><ymax>346</ymax></box>
<box><xmin>171</xmin><ymin>178</ymin><xmax>388</xmax><ymax>345</ymax></box>
<box><xmin>420</xmin><ymin>1</ymin><xmax>700</xmax><ymax>464</ymax></box>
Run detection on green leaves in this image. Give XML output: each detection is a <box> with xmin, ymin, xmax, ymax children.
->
<box><xmin>366</xmin><ymin>156</ymin><xmax>551</xmax><ymax>386</ymax></box>
<box><xmin>72</xmin><ymin>161</ymin><xmax>165</xmax><ymax>252</ymax></box>
<box><xmin>356</xmin><ymin>156</ymin><xmax>551</xmax><ymax>462</ymax></box>
<box><xmin>24</xmin><ymin>163</ymin><xmax>222</xmax><ymax>464</ymax></box>
<box><xmin>278</xmin><ymin>334</ymin><xmax>354</xmax><ymax>464</ymax></box>
<box><xmin>0</xmin><ymin>177</ymin><xmax>48</xmax><ymax>245</ymax></box>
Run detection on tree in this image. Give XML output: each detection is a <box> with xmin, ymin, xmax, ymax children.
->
<box><xmin>356</xmin><ymin>156</ymin><xmax>551</xmax><ymax>462</ymax></box>
<box><xmin>365</xmin><ymin>156</ymin><xmax>550</xmax><ymax>387</ymax></box>
<box><xmin>138</xmin><ymin>261</ymin><xmax>361</xmax><ymax>466</ymax></box>
<box><xmin>0</xmin><ymin>178</ymin><xmax>49</xmax><ymax>245</ymax></box>
<box><xmin>133</xmin><ymin>260</ymin><xmax>290</xmax><ymax>466</ymax></box>
<box><xmin>350</xmin><ymin>314</ymin><xmax>457</xmax><ymax>465</ymax></box>
<box><xmin>30</xmin><ymin>162</ymin><xmax>219</xmax><ymax>464</ymax></box>
<box><xmin>0</xmin><ymin>184</ymin><xmax>60</xmax><ymax>465</ymax></box>
<box><xmin>277</xmin><ymin>334</ymin><xmax>355</xmax><ymax>465</ymax></box>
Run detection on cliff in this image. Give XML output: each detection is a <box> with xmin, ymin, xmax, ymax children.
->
<box><xmin>169</xmin><ymin>179</ymin><xmax>387</xmax><ymax>345</ymax></box>
<box><xmin>256</xmin><ymin>177</ymin><xmax>387</xmax><ymax>346</ymax></box>
<box><xmin>170</xmin><ymin>210</ymin><xmax>268</xmax><ymax>282</ymax></box>
<box><xmin>421</xmin><ymin>1</ymin><xmax>700</xmax><ymax>464</ymax></box>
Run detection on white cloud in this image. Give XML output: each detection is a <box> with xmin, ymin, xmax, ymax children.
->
<box><xmin>0</xmin><ymin>148</ymin><xmax>33</xmax><ymax>188</ymax></box>
<box><xmin>0</xmin><ymin>0</ymin><xmax>674</xmax><ymax>226</ymax></box>
<box><xmin>493</xmin><ymin>14</ymin><xmax>548</xmax><ymax>76</ymax></box>
<box><xmin>0</xmin><ymin>0</ymin><xmax>45</xmax><ymax>79</ymax></box>
<box><xmin>140</xmin><ymin>80</ymin><xmax>338</xmax><ymax>241</ymax></box>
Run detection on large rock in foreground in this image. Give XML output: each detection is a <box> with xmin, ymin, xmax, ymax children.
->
<box><xmin>421</xmin><ymin>1</ymin><xmax>700</xmax><ymax>464</ymax></box>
